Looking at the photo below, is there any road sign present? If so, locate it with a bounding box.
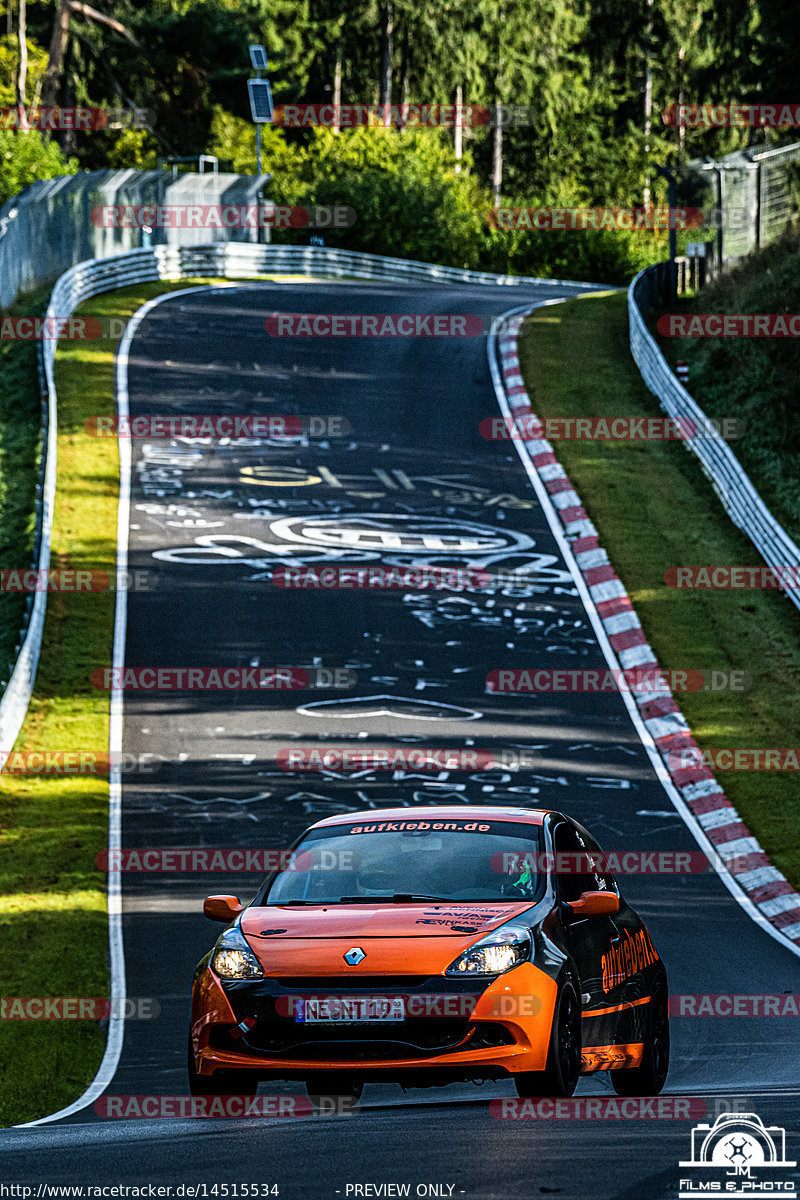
[248,79,274,124]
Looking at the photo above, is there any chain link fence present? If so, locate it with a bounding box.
[682,141,800,269]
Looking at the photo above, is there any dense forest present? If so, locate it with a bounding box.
[0,0,796,279]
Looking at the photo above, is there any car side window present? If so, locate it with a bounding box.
[553,822,598,903]
[577,828,619,896]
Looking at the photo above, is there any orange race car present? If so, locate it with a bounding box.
[188,806,669,1106]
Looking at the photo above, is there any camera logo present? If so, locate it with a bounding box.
[679,1112,796,1197]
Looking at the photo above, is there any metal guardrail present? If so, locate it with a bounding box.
[629,264,800,614]
[0,241,602,761]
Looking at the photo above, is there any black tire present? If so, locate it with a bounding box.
[305,1075,364,1113]
[611,986,670,1096]
[514,981,581,1098]
[187,1036,259,1098]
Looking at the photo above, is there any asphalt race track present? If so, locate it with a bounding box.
[2,279,799,1197]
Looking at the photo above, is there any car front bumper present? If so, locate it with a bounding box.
[190,961,558,1081]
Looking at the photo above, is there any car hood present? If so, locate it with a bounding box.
[241,901,534,941]
[238,901,537,977]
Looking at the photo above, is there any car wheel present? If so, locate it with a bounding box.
[305,1075,364,1113]
[187,1036,258,1097]
[514,981,581,1098]
[611,985,670,1097]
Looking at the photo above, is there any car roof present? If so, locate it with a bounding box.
[309,806,552,829]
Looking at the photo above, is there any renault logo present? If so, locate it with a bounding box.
[343,947,366,966]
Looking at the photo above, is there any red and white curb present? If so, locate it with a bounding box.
[495,309,800,950]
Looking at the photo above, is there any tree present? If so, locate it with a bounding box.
[0,127,77,206]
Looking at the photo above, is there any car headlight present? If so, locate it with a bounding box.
[445,924,532,977]
[211,925,263,980]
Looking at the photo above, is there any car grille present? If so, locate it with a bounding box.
[215,977,515,1061]
[273,977,429,990]
[211,1020,513,1061]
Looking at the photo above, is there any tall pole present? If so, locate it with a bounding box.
[333,46,342,135]
[248,47,273,243]
[654,164,678,302]
[455,84,463,172]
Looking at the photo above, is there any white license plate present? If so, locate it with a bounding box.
[297,996,406,1024]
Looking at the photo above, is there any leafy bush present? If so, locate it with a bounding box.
[208,113,661,280]
[0,130,78,208]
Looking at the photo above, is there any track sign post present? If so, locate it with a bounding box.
[247,45,273,185]
[247,78,274,124]
[249,44,268,71]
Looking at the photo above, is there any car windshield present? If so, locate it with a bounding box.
[262,817,545,905]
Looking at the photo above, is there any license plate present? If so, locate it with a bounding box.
[296,996,406,1024]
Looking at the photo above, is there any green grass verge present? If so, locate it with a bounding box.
[517,290,800,888]
[0,278,228,1128]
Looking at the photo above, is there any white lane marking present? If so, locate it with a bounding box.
[296,695,482,720]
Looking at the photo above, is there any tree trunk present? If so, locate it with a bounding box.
[643,0,653,207]
[379,1,393,115]
[677,45,685,154]
[39,0,71,109]
[36,0,137,109]
[333,43,341,134]
[397,31,409,132]
[492,102,503,207]
[15,0,28,112]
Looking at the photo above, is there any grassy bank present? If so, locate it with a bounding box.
[518,290,800,888]
[653,228,800,541]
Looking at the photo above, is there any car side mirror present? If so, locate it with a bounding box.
[567,890,620,917]
[203,895,245,922]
